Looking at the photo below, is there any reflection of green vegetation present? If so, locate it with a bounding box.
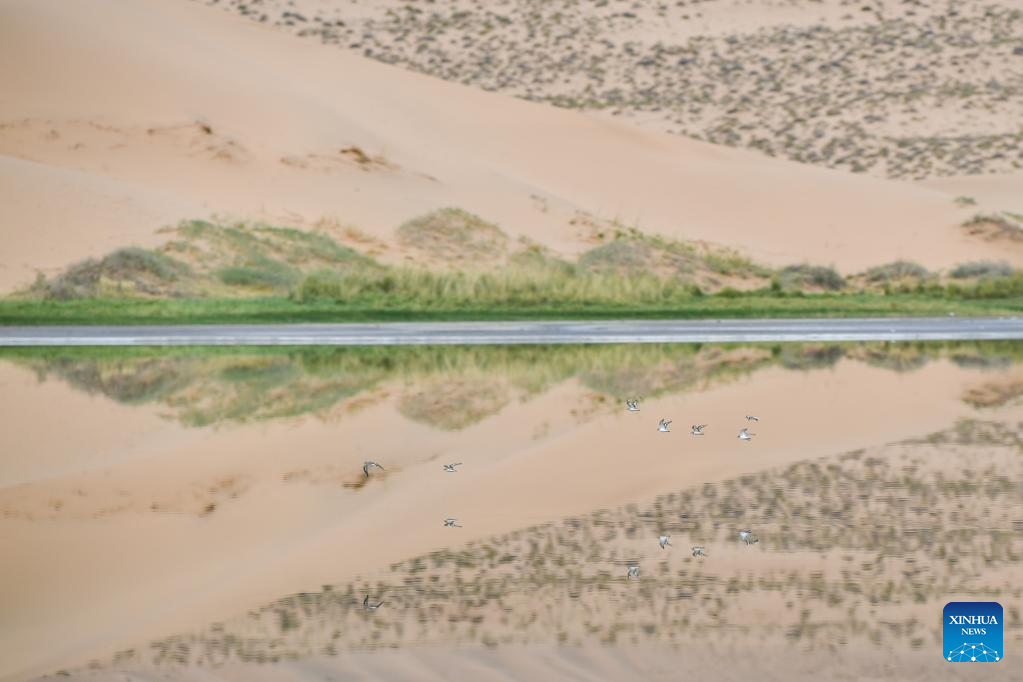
[5,341,1022,428]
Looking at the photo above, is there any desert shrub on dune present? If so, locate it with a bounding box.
[397,208,509,262]
[962,213,1023,242]
[777,264,845,291]
[948,260,1015,279]
[863,260,929,283]
[33,247,194,300]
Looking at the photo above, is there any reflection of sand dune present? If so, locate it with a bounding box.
[3,347,1022,681]
[71,418,1023,678]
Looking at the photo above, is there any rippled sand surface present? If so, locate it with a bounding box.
[2,342,1022,681]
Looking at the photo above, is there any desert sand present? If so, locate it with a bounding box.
[204,0,1023,180]
[2,344,1022,680]
[2,0,1022,294]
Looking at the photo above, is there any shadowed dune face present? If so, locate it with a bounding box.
[2,341,1023,681]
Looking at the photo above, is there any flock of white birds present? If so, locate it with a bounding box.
[360,398,763,608]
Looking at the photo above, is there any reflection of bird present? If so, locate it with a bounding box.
[739,529,759,546]
[626,399,640,412]
[737,428,754,441]
[627,565,640,579]
[746,415,760,422]
[691,546,708,558]
[691,424,706,436]
[658,419,672,432]
[442,463,462,473]
[659,535,672,549]
[443,518,462,528]
[363,595,384,611]
[363,461,385,477]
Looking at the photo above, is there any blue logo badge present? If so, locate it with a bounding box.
[944,602,1002,662]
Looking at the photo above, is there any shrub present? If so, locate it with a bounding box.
[38,248,193,299]
[864,260,929,282]
[397,208,508,260]
[962,213,1023,241]
[949,261,1014,279]
[778,264,845,291]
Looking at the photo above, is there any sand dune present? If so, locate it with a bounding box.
[920,171,1023,216]
[206,0,1023,181]
[1,0,1021,293]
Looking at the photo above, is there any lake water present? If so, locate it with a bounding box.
[2,342,1022,681]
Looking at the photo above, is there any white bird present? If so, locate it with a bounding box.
[442,463,463,473]
[659,535,672,549]
[363,460,385,477]
[627,565,640,579]
[745,415,760,422]
[443,518,462,528]
[691,424,706,436]
[737,427,754,441]
[363,595,384,611]
[626,399,640,412]
[658,419,672,432]
[691,546,708,558]
[739,529,759,546]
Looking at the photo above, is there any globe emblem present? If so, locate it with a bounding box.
[947,643,999,662]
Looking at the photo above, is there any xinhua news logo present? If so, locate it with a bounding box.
[943,602,1002,662]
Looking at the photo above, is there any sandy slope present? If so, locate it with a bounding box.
[204,0,1023,181]
[920,171,1023,215]
[1,0,1021,293]
[0,354,1011,681]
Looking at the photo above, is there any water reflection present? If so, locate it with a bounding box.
[4,341,1023,681]
[4,341,1021,429]
[100,418,1023,671]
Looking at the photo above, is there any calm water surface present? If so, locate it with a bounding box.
[2,342,1022,681]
